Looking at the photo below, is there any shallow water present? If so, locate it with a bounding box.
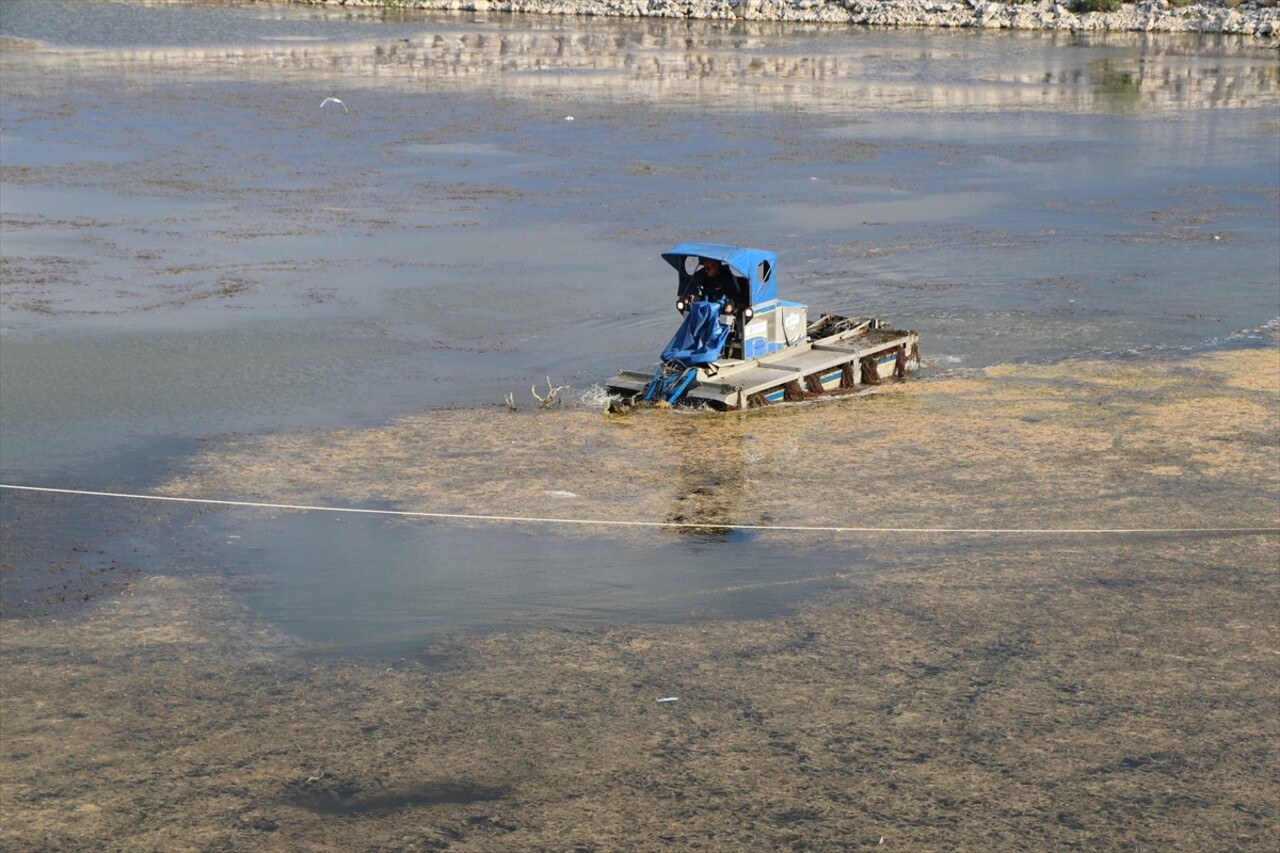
[218,510,873,657]
[1,1,1277,653]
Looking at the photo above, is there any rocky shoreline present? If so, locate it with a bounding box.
[300,0,1279,41]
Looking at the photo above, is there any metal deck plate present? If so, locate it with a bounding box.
[761,347,851,374]
[706,363,800,394]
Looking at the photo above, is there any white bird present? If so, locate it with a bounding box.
[320,97,348,113]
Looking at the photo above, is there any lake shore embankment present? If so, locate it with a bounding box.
[298,0,1279,40]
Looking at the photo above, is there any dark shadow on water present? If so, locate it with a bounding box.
[284,781,509,816]
[0,440,203,618]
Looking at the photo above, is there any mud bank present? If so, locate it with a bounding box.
[3,346,1277,850]
[299,0,1280,40]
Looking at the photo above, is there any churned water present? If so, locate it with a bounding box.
[2,0,1276,652]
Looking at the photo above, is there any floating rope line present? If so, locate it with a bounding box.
[2,484,1277,536]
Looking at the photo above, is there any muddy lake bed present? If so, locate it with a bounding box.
[2,1,1279,849]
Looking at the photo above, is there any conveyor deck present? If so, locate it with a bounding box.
[608,320,918,410]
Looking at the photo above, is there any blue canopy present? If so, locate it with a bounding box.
[662,242,778,308]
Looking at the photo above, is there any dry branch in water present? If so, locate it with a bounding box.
[532,377,565,407]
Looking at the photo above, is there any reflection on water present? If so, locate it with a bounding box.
[666,413,752,535]
[4,10,1277,112]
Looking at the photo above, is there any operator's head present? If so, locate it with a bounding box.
[703,259,721,273]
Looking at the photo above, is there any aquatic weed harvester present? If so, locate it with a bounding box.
[607,243,920,409]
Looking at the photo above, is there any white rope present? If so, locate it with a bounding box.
[3,483,1277,536]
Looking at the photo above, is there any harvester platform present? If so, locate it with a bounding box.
[608,315,919,410]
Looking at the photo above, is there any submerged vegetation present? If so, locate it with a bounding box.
[4,347,1277,850]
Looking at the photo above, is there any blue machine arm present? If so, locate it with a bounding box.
[661,299,731,366]
[643,298,732,405]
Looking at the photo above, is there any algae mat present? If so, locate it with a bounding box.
[161,348,1279,538]
[2,348,1277,851]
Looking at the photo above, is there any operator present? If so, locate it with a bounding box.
[691,258,738,308]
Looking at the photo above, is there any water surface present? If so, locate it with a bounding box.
[2,1,1276,652]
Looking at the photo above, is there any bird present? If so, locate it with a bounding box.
[320,97,348,113]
